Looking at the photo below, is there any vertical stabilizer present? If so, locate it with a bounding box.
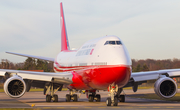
[60,3,70,51]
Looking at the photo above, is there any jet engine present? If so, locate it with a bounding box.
[4,75,26,98]
[154,77,177,98]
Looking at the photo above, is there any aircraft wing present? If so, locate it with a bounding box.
[0,69,73,84]
[131,69,180,82]
[6,51,54,62]
[126,69,180,92]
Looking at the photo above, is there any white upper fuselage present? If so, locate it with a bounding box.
[54,35,131,71]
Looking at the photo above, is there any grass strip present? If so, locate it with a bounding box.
[128,93,180,102]
[124,86,153,90]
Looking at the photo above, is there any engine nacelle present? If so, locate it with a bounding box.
[4,75,26,98]
[154,77,177,98]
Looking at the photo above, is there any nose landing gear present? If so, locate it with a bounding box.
[106,84,125,106]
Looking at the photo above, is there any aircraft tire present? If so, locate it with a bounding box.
[46,95,51,102]
[113,97,118,106]
[66,94,71,102]
[53,94,58,102]
[73,94,78,102]
[95,94,101,102]
[88,95,94,102]
[106,97,111,106]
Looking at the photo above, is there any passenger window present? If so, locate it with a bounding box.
[116,41,122,45]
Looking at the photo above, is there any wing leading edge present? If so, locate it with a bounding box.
[131,69,180,82]
[6,51,54,62]
[0,69,73,84]
[125,69,180,93]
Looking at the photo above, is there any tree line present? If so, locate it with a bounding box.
[132,58,180,72]
[0,58,54,72]
[1,58,180,72]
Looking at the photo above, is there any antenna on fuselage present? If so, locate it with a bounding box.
[60,2,70,51]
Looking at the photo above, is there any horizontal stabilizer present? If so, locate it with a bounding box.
[6,51,54,62]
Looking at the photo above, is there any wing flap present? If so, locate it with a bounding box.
[168,71,180,77]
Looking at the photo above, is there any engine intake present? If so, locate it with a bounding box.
[4,75,26,98]
[154,77,177,98]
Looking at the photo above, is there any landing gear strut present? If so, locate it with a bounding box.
[118,95,125,102]
[44,83,62,102]
[65,89,78,102]
[115,88,125,102]
[88,90,101,102]
[106,84,125,106]
[46,94,58,102]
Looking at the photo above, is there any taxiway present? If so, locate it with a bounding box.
[0,89,180,110]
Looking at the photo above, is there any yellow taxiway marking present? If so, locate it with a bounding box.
[43,107,52,109]
[166,107,174,108]
[84,107,92,108]
[71,107,78,108]
[112,107,120,108]
[57,107,65,109]
[98,107,106,108]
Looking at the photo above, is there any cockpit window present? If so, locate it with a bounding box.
[104,41,122,45]
[116,41,122,45]
[109,41,115,44]
[104,41,109,45]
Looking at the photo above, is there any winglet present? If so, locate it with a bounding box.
[60,2,70,51]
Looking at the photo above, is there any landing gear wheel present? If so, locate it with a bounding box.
[46,95,51,102]
[88,95,94,102]
[119,95,125,102]
[73,94,78,102]
[95,94,101,102]
[113,97,118,106]
[106,97,111,106]
[53,94,58,102]
[66,94,71,102]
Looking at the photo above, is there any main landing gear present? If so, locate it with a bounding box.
[106,84,125,106]
[88,90,101,102]
[44,83,62,102]
[65,89,78,102]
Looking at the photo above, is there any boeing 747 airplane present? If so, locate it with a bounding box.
[1,3,180,106]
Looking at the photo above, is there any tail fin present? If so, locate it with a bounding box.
[60,2,70,51]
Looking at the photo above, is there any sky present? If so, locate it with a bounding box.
[0,0,180,63]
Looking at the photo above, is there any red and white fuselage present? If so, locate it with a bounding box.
[54,35,132,90]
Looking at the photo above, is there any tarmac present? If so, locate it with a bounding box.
[0,89,180,110]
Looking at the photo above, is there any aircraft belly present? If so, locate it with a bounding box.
[70,65,131,90]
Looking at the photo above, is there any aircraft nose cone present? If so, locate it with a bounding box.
[111,46,131,66]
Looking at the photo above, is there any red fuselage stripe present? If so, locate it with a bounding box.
[54,62,131,90]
